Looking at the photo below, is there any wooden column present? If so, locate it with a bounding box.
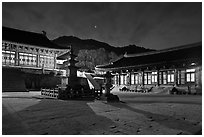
[37,50,40,67]
[117,74,119,85]
[130,72,133,85]
[128,72,130,85]
[142,70,145,86]
[157,69,160,86]
[53,52,56,69]
[118,73,121,85]
[175,69,178,86]
[196,66,202,89]
[15,47,19,66]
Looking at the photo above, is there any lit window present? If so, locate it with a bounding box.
[159,72,162,84]
[19,52,37,66]
[112,75,116,84]
[171,74,174,82]
[152,72,157,83]
[186,69,195,82]
[124,75,127,85]
[144,73,147,84]
[144,72,152,85]
[2,50,15,65]
[120,75,124,85]
[113,75,119,85]
[191,73,195,81]
[39,55,54,68]
[135,73,138,84]
[131,73,135,85]
[148,73,152,84]
[163,72,167,84]
[138,73,142,84]
[116,74,119,85]
[167,70,174,83]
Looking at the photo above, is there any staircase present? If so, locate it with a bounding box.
[84,73,101,90]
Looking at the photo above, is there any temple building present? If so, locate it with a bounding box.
[96,42,202,94]
[2,26,69,92]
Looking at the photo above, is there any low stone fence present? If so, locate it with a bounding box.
[41,87,96,100]
[119,85,153,93]
[41,88,59,98]
[117,85,201,95]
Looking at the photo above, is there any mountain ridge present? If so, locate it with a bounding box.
[52,36,155,55]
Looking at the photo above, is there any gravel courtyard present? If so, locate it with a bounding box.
[2,92,202,135]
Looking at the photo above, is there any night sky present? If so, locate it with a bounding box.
[2,2,202,50]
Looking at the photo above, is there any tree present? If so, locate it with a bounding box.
[108,51,119,63]
[95,48,108,65]
[76,48,119,70]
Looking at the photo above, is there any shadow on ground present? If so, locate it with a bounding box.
[107,101,201,135]
[3,99,115,135]
[115,94,202,105]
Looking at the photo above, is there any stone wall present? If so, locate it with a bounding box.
[2,68,27,92]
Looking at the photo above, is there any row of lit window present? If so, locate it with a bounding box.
[39,55,55,68]
[19,53,37,66]
[159,71,175,85]
[113,69,196,85]
[120,74,127,85]
[2,50,15,65]
[2,50,55,69]
[131,73,142,85]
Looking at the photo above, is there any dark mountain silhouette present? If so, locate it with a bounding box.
[52,36,155,55]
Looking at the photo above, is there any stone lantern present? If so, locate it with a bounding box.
[103,71,120,102]
[104,71,112,96]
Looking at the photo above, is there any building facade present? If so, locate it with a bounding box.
[2,26,69,91]
[96,42,202,94]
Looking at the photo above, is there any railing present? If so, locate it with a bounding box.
[41,87,97,100]
[41,88,59,98]
[119,85,153,93]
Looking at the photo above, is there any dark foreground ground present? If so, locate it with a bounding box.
[2,91,202,135]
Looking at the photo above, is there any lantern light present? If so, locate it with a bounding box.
[191,62,196,66]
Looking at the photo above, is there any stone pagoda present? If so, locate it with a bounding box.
[57,46,79,87]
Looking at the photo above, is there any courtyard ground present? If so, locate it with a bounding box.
[2,91,202,135]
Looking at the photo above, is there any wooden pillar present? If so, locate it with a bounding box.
[142,70,145,86]
[129,72,131,85]
[53,52,56,69]
[127,72,130,85]
[15,47,19,66]
[196,66,202,88]
[118,73,120,85]
[175,69,178,86]
[161,71,163,85]
[130,72,133,85]
[116,74,117,85]
[37,49,40,67]
[118,73,121,85]
[157,69,160,86]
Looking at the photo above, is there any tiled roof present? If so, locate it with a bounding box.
[57,51,78,60]
[2,26,67,49]
[96,42,202,70]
